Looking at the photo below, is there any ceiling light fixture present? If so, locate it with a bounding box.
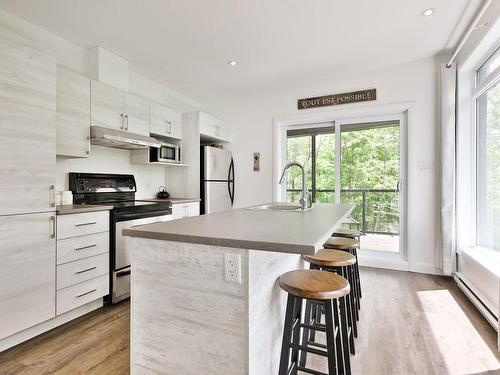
[423,8,435,16]
[228,60,237,66]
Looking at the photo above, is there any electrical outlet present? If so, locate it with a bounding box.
[224,253,241,283]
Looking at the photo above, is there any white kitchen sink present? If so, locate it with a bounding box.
[245,203,312,211]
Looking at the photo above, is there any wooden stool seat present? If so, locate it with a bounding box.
[278,269,350,300]
[303,249,356,267]
[324,236,359,250]
[333,228,362,237]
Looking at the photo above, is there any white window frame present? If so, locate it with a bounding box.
[273,102,410,271]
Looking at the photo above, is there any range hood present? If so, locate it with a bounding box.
[90,126,161,150]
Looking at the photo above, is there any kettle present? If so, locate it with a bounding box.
[157,186,170,199]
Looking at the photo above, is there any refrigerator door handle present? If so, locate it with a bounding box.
[228,158,235,205]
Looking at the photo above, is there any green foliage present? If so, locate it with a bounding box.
[286,125,400,234]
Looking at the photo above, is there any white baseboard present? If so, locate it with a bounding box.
[411,262,444,276]
[358,253,409,271]
[455,272,498,326]
[0,299,103,352]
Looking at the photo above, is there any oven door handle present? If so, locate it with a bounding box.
[115,211,172,221]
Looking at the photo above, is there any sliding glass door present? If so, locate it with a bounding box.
[285,119,404,254]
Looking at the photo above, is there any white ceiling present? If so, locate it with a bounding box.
[0,0,479,102]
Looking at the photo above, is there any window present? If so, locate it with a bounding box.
[477,45,500,85]
[476,46,500,251]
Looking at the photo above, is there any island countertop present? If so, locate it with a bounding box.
[123,203,354,255]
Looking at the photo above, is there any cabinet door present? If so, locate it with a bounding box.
[124,92,149,136]
[0,39,56,215]
[171,204,187,220]
[199,112,217,138]
[187,202,200,217]
[150,102,183,139]
[165,107,183,139]
[90,80,124,131]
[0,212,56,340]
[56,66,91,157]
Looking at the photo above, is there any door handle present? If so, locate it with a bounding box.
[49,216,56,239]
[49,185,55,207]
[75,266,97,275]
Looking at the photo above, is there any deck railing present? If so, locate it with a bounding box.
[287,188,400,236]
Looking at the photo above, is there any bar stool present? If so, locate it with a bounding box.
[332,228,362,241]
[278,269,351,375]
[303,249,358,352]
[324,237,362,304]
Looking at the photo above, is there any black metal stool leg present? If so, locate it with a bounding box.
[299,300,313,367]
[324,300,338,375]
[278,295,295,375]
[339,296,352,375]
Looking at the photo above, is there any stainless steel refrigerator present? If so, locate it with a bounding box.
[201,146,234,214]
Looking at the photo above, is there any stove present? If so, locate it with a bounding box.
[69,173,173,303]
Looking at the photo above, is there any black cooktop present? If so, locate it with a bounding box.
[69,173,171,214]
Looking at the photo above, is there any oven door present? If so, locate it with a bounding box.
[115,213,172,271]
[113,213,172,303]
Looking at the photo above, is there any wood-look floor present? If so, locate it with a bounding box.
[0,268,498,375]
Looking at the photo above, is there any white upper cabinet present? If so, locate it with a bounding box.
[124,92,150,136]
[0,39,56,215]
[91,80,151,137]
[91,80,124,131]
[199,112,231,142]
[150,101,183,140]
[56,66,91,158]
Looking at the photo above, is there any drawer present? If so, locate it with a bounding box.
[57,211,109,239]
[57,232,109,265]
[57,274,109,315]
[57,253,109,290]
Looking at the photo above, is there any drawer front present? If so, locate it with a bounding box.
[57,211,109,239]
[57,232,109,265]
[57,274,109,315]
[187,202,200,217]
[57,253,109,290]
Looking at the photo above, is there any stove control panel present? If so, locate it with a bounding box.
[69,173,136,194]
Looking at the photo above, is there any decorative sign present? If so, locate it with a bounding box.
[298,89,376,110]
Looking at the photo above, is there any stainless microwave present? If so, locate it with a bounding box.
[150,143,181,163]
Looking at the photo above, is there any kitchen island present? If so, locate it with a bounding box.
[124,203,353,375]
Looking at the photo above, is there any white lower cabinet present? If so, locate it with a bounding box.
[57,253,109,290]
[172,202,200,220]
[56,211,110,315]
[0,212,56,340]
[57,275,109,316]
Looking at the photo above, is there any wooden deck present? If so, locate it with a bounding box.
[360,233,399,253]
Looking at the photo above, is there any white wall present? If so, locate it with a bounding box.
[208,57,441,274]
[0,8,199,199]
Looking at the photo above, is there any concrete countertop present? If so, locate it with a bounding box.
[142,198,201,204]
[56,204,114,215]
[123,203,354,255]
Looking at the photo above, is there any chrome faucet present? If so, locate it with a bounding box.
[279,161,312,210]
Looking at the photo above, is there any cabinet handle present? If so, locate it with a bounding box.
[75,289,97,298]
[49,185,55,207]
[125,114,129,131]
[49,216,56,239]
[86,136,90,155]
[120,113,124,130]
[75,266,97,275]
[75,221,97,227]
[75,244,97,251]
[165,120,171,134]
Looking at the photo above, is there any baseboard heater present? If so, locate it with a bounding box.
[454,272,498,332]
